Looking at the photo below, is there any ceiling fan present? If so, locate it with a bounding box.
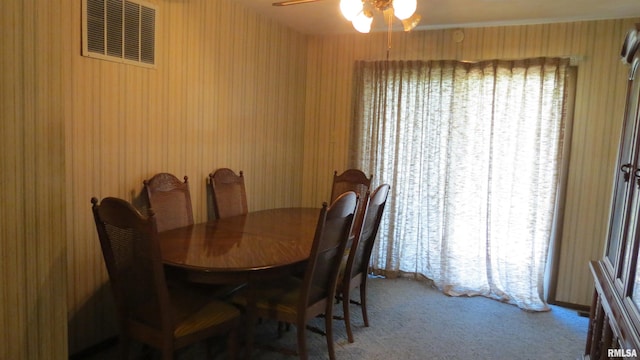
[272,0,323,5]
[272,0,422,34]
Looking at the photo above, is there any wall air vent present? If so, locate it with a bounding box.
[82,0,157,68]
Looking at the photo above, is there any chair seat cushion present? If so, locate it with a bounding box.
[173,298,241,338]
[232,277,304,316]
[168,282,241,338]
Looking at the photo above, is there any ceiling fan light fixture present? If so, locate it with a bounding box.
[393,0,417,20]
[401,12,421,31]
[352,9,374,33]
[340,0,364,21]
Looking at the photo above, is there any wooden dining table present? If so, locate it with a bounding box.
[157,207,321,357]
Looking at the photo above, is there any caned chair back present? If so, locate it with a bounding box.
[209,168,248,219]
[228,191,357,360]
[330,169,372,204]
[303,191,358,308]
[143,173,193,232]
[346,184,390,283]
[91,197,171,334]
[330,169,372,238]
[337,183,390,343]
[92,197,242,358]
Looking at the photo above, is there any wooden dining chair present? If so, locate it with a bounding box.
[330,169,373,240]
[336,183,390,343]
[231,191,358,360]
[143,172,194,232]
[145,172,244,299]
[330,169,372,203]
[209,168,248,219]
[91,196,242,360]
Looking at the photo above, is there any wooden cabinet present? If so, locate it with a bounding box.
[586,24,640,359]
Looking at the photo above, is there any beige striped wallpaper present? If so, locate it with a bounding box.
[65,0,308,354]
[2,0,639,356]
[1,0,71,358]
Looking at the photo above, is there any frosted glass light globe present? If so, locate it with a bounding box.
[393,0,417,20]
[340,0,363,21]
[352,11,373,33]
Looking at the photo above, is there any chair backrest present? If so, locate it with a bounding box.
[302,191,358,307]
[91,197,172,335]
[330,169,372,203]
[209,168,248,219]
[330,169,372,238]
[344,184,390,283]
[143,173,193,232]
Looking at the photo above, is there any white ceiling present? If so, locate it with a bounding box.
[227,0,640,35]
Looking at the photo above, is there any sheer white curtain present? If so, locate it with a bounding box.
[350,58,573,311]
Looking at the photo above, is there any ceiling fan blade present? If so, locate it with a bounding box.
[272,0,323,6]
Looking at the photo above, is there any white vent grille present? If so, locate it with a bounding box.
[82,0,156,67]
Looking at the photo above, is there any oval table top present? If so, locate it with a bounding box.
[158,207,320,282]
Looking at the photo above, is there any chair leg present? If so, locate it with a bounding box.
[161,351,172,360]
[278,321,285,338]
[117,336,130,360]
[325,306,337,360]
[296,322,309,360]
[342,286,354,343]
[204,338,215,360]
[227,325,239,360]
[360,280,369,327]
[161,343,173,360]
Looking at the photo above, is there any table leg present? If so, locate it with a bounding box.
[244,282,257,360]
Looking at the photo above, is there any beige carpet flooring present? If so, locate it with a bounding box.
[77,277,589,360]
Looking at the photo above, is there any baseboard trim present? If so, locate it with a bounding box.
[548,299,590,316]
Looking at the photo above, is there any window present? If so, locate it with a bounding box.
[351,58,576,310]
